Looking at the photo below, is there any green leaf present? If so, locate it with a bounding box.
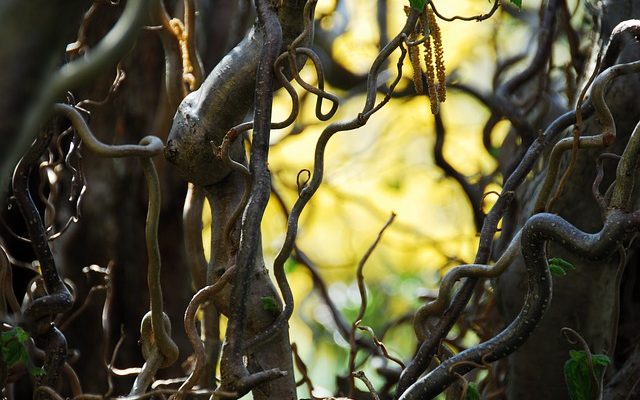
[1,327,29,344]
[284,257,298,273]
[549,258,576,271]
[569,349,586,361]
[1,328,31,366]
[409,0,427,11]
[27,365,45,377]
[549,264,567,276]
[548,257,576,277]
[464,382,481,400]
[260,296,279,313]
[592,354,611,367]
[0,330,15,342]
[509,0,523,8]
[564,350,610,400]
[16,329,28,343]
[565,357,590,400]
[1,327,45,376]
[2,341,24,366]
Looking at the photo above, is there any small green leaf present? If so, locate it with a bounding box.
[509,0,523,8]
[284,257,298,273]
[548,257,576,277]
[592,354,611,367]
[2,342,23,366]
[28,365,45,377]
[549,264,567,276]
[564,350,610,400]
[549,258,576,271]
[1,327,44,376]
[260,296,279,313]
[1,327,28,344]
[565,356,590,400]
[0,330,14,342]
[569,350,586,361]
[464,382,481,400]
[409,0,427,11]
[1,328,31,366]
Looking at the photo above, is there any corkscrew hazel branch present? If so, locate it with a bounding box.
[397,92,592,398]
[12,124,71,395]
[140,157,179,368]
[400,209,640,399]
[149,0,186,107]
[183,184,208,290]
[270,186,381,356]
[535,58,640,212]
[413,229,522,341]
[218,0,289,395]
[12,126,73,335]
[429,0,500,22]
[52,103,177,394]
[402,39,640,388]
[53,104,163,158]
[544,50,602,211]
[592,154,621,213]
[129,157,179,395]
[244,9,419,351]
[173,267,236,400]
[348,213,396,397]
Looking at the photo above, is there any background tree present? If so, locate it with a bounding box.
[1,0,639,399]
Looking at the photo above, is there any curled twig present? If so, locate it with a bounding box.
[429,0,500,22]
[561,327,605,400]
[130,156,179,394]
[413,229,521,341]
[291,342,317,398]
[535,58,640,212]
[348,213,396,396]
[173,267,235,400]
[357,325,405,369]
[399,209,640,399]
[353,370,381,400]
[246,7,419,352]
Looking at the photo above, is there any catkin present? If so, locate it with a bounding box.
[427,8,446,103]
[420,7,446,114]
[409,32,424,94]
[406,4,447,114]
[424,33,439,115]
[405,6,424,95]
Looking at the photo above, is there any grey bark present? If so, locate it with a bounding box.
[165,1,308,398]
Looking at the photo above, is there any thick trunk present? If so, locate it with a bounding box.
[165,1,308,398]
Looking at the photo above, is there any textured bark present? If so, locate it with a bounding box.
[165,1,307,398]
[496,1,640,398]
